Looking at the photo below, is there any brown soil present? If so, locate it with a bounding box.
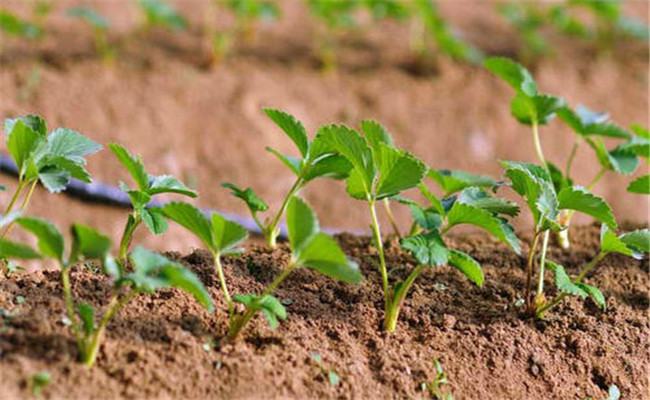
[1,224,648,400]
[1,1,649,254]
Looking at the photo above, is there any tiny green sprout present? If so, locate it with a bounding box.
[108,143,197,261]
[223,108,351,248]
[410,0,483,64]
[137,0,186,32]
[536,225,649,318]
[310,353,340,387]
[67,7,114,63]
[1,217,213,368]
[1,115,102,238]
[485,57,619,315]
[421,359,453,400]
[0,10,41,40]
[29,370,51,397]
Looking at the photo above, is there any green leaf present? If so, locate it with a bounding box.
[47,128,102,163]
[41,156,92,183]
[259,295,287,328]
[266,147,302,176]
[70,224,111,263]
[418,182,445,216]
[456,187,520,217]
[211,213,248,253]
[317,124,374,199]
[15,217,64,263]
[67,7,110,30]
[446,202,521,254]
[631,124,649,139]
[360,120,394,150]
[600,225,635,257]
[126,189,151,209]
[157,261,214,312]
[138,0,186,30]
[0,238,41,259]
[375,144,426,199]
[298,233,362,283]
[221,183,269,213]
[409,204,443,231]
[619,229,650,254]
[557,186,617,230]
[77,303,95,336]
[584,123,632,139]
[575,283,606,310]
[484,57,538,96]
[140,208,169,235]
[510,93,565,125]
[6,119,43,176]
[400,231,449,267]
[37,167,70,193]
[448,249,483,286]
[428,169,496,195]
[264,108,309,158]
[5,115,46,137]
[628,175,649,194]
[148,175,197,197]
[547,261,587,297]
[587,138,638,175]
[303,154,351,182]
[109,143,149,191]
[286,196,319,255]
[232,293,256,306]
[161,202,214,249]
[502,161,558,229]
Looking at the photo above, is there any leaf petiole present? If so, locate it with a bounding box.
[211,250,233,317]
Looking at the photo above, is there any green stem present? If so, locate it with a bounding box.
[369,200,390,309]
[19,179,38,211]
[535,230,550,305]
[383,198,401,238]
[532,121,547,168]
[61,266,82,350]
[3,179,26,215]
[524,231,541,309]
[565,138,580,179]
[563,167,608,230]
[212,250,233,317]
[383,265,425,333]
[536,252,607,318]
[227,261,298,341]
[83,290,137,368]
[118,213,141,261]
[266,177,303,248]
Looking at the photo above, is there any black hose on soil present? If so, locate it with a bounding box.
[0,153,270,237]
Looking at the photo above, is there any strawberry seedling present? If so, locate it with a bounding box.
[485,57,620,316]
[137,0,186,32]
[67,7,115,63]
[0,9,41,41]
[108,143,197,260]
[1,115,101,238]
[223,108,351,248]
[162,197,361,341]
[536,225,649,318]
[0,217,213,368]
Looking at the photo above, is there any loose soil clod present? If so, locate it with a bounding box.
[1,224,647,399]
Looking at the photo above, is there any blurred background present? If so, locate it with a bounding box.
[1,0,648,254]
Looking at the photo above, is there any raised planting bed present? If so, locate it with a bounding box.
[0,224,648,399]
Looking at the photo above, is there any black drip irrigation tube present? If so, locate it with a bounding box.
[0,153,280,238]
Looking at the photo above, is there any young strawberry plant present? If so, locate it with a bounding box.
[1,115,101,239]
[67,7,114,63]
[306,0,360,71]
[555,106,648,247]
[162,197,362,341]
[137,0,186,32]
[315,120,515,332]
[0,9,41,41]
[0,217,213,368]
[223,108,350,248]
[536,225,649,318]
[498,2,550,63]
[108,143,197,260]
[485,57,620,315]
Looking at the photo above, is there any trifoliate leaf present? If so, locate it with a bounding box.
[211,213,248,253]
[510,93,565,125]
[0,238,40,259]
[428,169,496,195]
[400,231,449,267]
[109,143,149,191]
[221,182,269,213]
[557,186,617,230]
[161,202,214,249]
[15,217,64,263]
[448,249,483,286]
[484,57,538,96]
[297,232,362,283]
[627,175,649,194]
[547,260,587,297]
[264,108,309,158]
[375,144,426,199]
